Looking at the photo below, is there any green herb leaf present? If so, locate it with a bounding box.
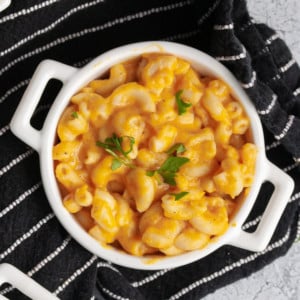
[147,156,190,186]
[159,171,176,186]
[159,156,190,173]
[170,191,189,200]
[71,111,79,119]
[111,158,122,170]
[175,90,192,115]
[166,143,186,155]
[146,170,156,177]
[96,134,136,169]
[122,136,135,157]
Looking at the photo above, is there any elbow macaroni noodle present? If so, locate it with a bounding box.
[53,54,257,256]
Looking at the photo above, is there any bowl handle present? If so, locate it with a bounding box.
[10,60,77,152]
[229,160,294,252]
[0,263,58,299]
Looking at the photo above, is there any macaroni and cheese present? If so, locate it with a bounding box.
[53,54,257,256]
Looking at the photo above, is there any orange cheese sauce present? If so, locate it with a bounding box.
[53,54,257,256]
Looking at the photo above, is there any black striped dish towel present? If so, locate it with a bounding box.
[0,0,299,299]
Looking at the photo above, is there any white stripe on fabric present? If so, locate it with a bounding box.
[0,284,14,295]
[131,269,171,287]
[257,94,277,115]
[266,140,281,151]
[27,236,72,277]
[271,73,281,81]
[99,284,130,300]
[289,192,300,203]
[241,71,256,89]
[0,236,72,296]
[265,33,280,46]
[283,161,299,173]
[293,87,300,97]
[0,149,34,177]
[0,0,60,24]
[90,297,95,300]
[215,47,246,62]
[268,57,296,81]
[0,79,29,104]
[0,213,55,260]
[165,28,201,42]
[213,23,234,30]
[274,115,295,140]
[53,255,97,295]
[0,125,9,137]
[73,57,93,67]
[198,0,220,25]
[242,216,261,231]
[239,18,253,32]
[97,262,121,274]
[279,58,296,73]
[0,182,41,219]
[168,229,291,300]
[0,0,193,78]
[0,0,105,58]
[32,104,51,117]
[296,213,300,240]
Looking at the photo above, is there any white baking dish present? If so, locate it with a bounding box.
[10,41,294,270]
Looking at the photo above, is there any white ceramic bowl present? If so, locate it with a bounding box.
[0,0,11,12]
[10,41,294,270]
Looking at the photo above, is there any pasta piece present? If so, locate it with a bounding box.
[111,108,145,142]
[63,194,82,213]
[55,163,85,191]
[125,168,155,213]
[91,195,118,233]
[57,106,88,141]
[190,197,228,235]
[174,227,210,251]
[89,224,116,244]
[89,64,127,97]
[53,141,81,163]
[149,124,178,153]
[141,55,177,94]
[176,68,204,105]
[91,156,126,189]
[232,117,249,135]
[74,185,93,207]
[117,215,155,256]
[109,82,156,112]
[142,218,185,249]
[202,88,230,123]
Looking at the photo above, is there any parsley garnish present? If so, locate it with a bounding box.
[166,143,186,155]
[96,134,135,170]
[175,90,192,115]
[146,170,156,177]
[71,111,79,118]
[170,191,189,200]
[111,158,122,170]
[146,156,190,186]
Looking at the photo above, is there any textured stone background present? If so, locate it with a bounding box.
[204,0,300,299]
